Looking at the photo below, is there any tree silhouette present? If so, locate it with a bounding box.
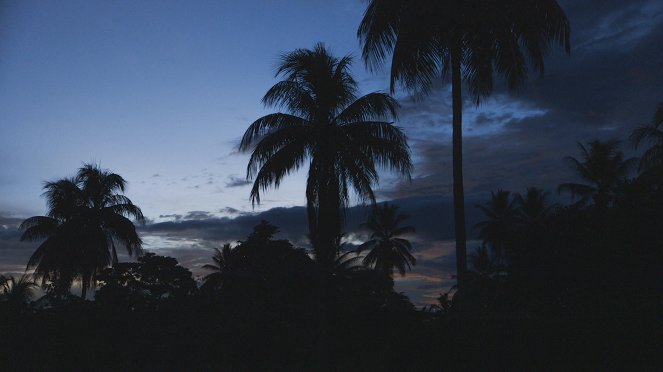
[357,203,416,277]
[469,244,501,279]
[631,102,663,175]
[358,0,570,289]
[201,243,236,292]
[96,253,197,309]
[474,190,519,261]
[0,274,38,310]
[515,187,554,227]
[20,164,144,298]
[558,141,636,209]
[239,43,412,266]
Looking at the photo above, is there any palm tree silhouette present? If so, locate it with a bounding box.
[0,274,38,308]
[358,0,570,289]
[201,243,235,292]
[515,187,554,226]
[469,244,501,279]
[357,203,416,277]
[474,190,519,261]
[20,164,144,298]
[631,102,663,175]
[558,141,636,209]
[239,43,412,265]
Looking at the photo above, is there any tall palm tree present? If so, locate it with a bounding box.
[358,0,570,289]
[20,164,144,299]
[239,43,412,265]
[474,190,519,261]
[558,141,636,209]
[357,203,416,277]
[631,102,663,175]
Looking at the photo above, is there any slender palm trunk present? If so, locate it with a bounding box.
[451,47,467,291]
[80,281,87,299]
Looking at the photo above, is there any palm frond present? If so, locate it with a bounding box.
[20,216,58,241]
[240,113,308,152]
[336,92,398,124]
[261,81,316,119]
[249,138,309,206]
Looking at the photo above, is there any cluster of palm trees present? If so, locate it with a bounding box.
[20,165,144,299]
[16,0,663,314]
[472,103,663,277]
[14,0,575,300]
[241,0,572,290]
[472,187,553,274]
[357,0,571,289]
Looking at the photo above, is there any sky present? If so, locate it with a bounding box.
[1,0,662,305]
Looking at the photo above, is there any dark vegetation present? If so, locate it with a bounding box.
[2,129,662,369]
[2,0,662,368]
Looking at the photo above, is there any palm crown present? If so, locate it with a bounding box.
[631,102,663,174]
[558,141,636,208]
[357,203,416,277]
[474,190,519,260]
[240,43,412,264]
[20,164,144,298]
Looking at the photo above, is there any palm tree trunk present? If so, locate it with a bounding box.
[451,47,467,291]
[316,270,330,370]
[80,280,87,299]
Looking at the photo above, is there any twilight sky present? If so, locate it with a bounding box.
[1,0,662,305]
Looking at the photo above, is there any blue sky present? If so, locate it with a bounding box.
[0,0,384,217]
[1,0,662,305]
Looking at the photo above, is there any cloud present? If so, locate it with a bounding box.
[183,211,214,220]
[381,0,663,206]
[225,174,251,188]
[219,206,240,215]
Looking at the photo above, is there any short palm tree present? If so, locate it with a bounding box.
[357,203,416,277]
[201,243,235,291]
[469,244,501,279]
[558,141,636,209]
[474,190,519,260]
[515,187,554,226]
[20,164,144,299]
[239,43,412,265]
[0,274,38,307]
[631,102,663,175]
[358,0,570,289]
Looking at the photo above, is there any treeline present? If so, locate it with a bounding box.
[446,132,663,369]
[1,221,429,370]
[2,132,662,370]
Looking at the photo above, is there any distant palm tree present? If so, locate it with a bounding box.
[0,274,38,307]
[631,102,663,174]
[515,187,554,226]
[201,243,235,291]
[20,164,144,298]
[357,203,416,277]
[240,43,412,265]
[474,190,519,260]
[358,0,570,289]
[558,141,636,209]
[469,244,501,279]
